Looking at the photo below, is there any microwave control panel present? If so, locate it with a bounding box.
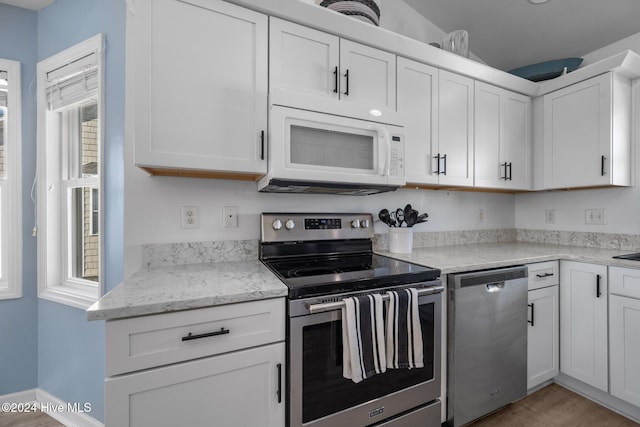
[389,134,405,178]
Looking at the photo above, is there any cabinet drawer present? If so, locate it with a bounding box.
[527,261,559,290]
[610,266,640,299]
[106,298,285,376]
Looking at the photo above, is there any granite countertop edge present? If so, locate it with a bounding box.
[86,260,288,321]
[87,242,638,321]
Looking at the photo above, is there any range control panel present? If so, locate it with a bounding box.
[261,213,374,243]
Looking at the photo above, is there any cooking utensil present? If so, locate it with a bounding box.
[404,204,412,223]
[395,208,405,227]
[379,209,392,227]
[416,213,429,224]
[405,209,418,227]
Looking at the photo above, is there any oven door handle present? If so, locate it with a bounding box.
[306,285,445,315]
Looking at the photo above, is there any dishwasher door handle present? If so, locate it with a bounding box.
[486,282,505,292]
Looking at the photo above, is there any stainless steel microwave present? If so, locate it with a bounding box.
[258,106,405,195]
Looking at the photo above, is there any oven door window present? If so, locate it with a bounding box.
[293,300,437,424]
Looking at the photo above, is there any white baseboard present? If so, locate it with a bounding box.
[0,389,103,427]
[35,389,103,427]
[0,388,36,404]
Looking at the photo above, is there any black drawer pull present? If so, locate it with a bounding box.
[596,274,602,298]
[181,327,230,342]
[536,272,554,278]
[528,303,535,326]
[260,130,265,160]
[333,66,338,93]
[276,363,282,403]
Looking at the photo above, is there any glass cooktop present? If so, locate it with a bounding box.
[263,253,440,299]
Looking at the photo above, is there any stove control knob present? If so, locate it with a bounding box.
[285,219,295,230]
[272,219,283,230]
[361,219,371,228]
[351,220,361,228]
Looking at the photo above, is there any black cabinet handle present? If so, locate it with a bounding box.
[442,154,447,175]
[596,274,602,298]
[276,363,282,403]
[181,327,230,342]
[528,303,535,326]
[260,130,265,160]
[536,272,554,278]
[333,66,338,93]
[433,153,441,175]
[601,155,606,176]
[501,162,508,180]
[508,162,513,181]
[344,69,349,96]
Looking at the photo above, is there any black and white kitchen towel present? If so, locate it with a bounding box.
[342,294,386,383]
[386,288,424,369]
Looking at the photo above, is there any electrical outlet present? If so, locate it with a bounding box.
[223,206,239,228]
[181,206,199,229]
[585,209,607,225]
[477,208,485,223]
[545,209,556,224]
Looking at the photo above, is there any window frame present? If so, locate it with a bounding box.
[37,34,104,308]
[0,58,22,300]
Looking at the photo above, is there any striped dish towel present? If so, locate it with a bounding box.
[342,294,386,383]
[386,288,424,369]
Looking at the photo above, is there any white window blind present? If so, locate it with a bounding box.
[0,70,7,107]
[45,52,99,111]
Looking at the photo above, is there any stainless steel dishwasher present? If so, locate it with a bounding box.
[447,266,528,427]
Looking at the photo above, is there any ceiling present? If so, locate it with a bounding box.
[0,0,53,10]
[405,0,640,71]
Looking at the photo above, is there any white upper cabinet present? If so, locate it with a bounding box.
[559,261,608,392]
[542,72,631,190]
[130,0,268,178]
[398,57,439,185]
[269,18,397,122]
[475,82,531,190]
[437,70,474,187]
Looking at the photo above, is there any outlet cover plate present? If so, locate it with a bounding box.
[181,206,200,229]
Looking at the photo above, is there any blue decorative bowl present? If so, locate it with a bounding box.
[508,58,583,82]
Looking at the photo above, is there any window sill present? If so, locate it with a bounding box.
[0,284,22,300]
[39,284,99,310]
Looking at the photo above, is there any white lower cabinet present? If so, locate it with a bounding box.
[610,267,640,407]
[104,299,286,427]
[527,285,559,389]
[106,343,285,427]
[559,261,608,392]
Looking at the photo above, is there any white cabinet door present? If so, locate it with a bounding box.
[438,70,474,187]
[398,57,438,185]
[269,18,340,107]
[527,286,559,389]
[610,295,640,407]
[106,343,285,427]
[132,0,268,176]
[269,18,397,122]
[475,82,531,190]
[339,39,396,116]
[543,72,631,189]
[559,261,608,391]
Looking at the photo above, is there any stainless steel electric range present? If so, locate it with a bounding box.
[260,213,443,427]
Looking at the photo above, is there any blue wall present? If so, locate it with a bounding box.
[0,4,38,396]
[35,0,125,422]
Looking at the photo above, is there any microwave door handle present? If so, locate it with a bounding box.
[377,128,391,176]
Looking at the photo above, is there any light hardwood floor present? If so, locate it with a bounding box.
[469,383,639,427]
[0,384,638,426]
[0,410,63,427]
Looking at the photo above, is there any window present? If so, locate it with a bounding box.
[0,59,22,300]
[37,35,104,308]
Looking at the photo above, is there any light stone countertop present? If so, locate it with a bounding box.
[86,260,288,321]
[376,242,639,274]
[87,242,640,321]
